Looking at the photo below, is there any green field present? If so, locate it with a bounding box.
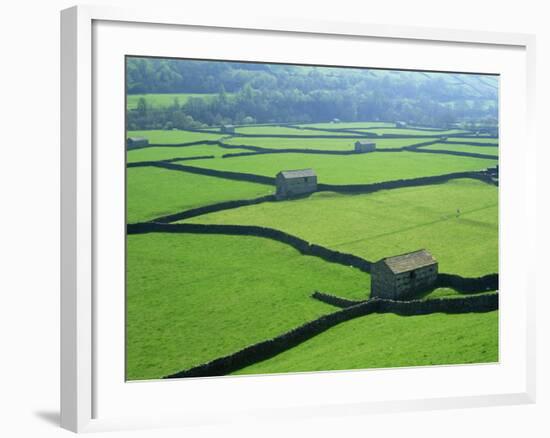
[185,179,498,278]
[422,143,499,156]
[297,121,396,129]
[127,144,253,163]
[127,167,271,222]
[127,129,222,144]
[233,126,361,136]
[126,93,222,110]
[234,310,498,375]
[223,136,427,150]
[126,232,369,380]
[189,151,497,185]
[127,123,499,380]
[447,137,498,144]
[355,128,470,136]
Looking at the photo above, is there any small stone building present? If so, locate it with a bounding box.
[395,121,407,128]
[371,249,438,300]
[220,124,235,134]
[332,118,341,123]
[126,137,149,149]
[275,169,317,200]
[354,141,376,153]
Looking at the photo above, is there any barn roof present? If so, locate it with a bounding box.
[128,136,148,142]
[355,140,376,145]
[277,169,316,179]
[380,249,437,274]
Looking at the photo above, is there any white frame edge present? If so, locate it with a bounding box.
[60,4,537,433]
[61,5,93,433]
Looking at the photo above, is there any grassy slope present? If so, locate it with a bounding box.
[223,137,428,150]
[185,179,498,278]
[423,143,499,156]
[189,151,497,185]
[127,129,222,144]
[234,311,498,375]
[126,233,369,380]
[126,93,222,109]
[127,167,272,222]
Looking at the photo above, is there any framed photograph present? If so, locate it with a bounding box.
[61,5,537,433]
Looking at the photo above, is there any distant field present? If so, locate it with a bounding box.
[447,137,499,144]
[188,151,497,185]
[297,122,396,129]
[234,310,498,375]
[422,142,499,156]
[127,129,222,144]
[126,93,221,110]
[127,144,252,163]
[223,137,428,150]
[126,232,368,380]
[233,126,360,136]
[127,167,271,223]
[355,128,470,136]
[185,179,498,278]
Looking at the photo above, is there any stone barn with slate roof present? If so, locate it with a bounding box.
[221,124,235,134]
[354,141,376,153]
[126,137,149,149]
[395,121,407,128]
[371,249,438,300]
[275,169,317,200]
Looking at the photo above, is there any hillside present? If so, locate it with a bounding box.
[126,57,499,128]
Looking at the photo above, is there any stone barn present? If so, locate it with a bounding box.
[275,169,317,200]
[371,249,438,300]
[354,141,376,153]
[332,118,341,123]
[220,124,235,134]
[395,121,407,128]
[126,137,149,149]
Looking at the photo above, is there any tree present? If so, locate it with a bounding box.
[136,97,147,116]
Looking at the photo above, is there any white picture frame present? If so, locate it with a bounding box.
[60,4,537,433]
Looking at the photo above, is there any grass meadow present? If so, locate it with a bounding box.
[126,121,499,380]
[126,232,368,380]
[127,167,271,222]
[233,126,363,136]
[188,151,497,185]
[222,136,428,150]
[126,144,253,163]
[185,179,498,278]
[446,137,498,144]
[353,128,469,136]
[234,310,498,375]
[422,142,499,156]
[297,121,396,129]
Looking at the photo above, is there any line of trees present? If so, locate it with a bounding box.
[126,58,498,130]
